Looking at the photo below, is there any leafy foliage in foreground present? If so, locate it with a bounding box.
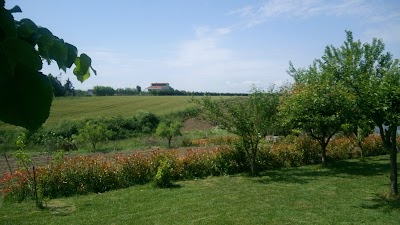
[0,2,95,130]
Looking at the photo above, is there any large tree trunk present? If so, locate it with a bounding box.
[320,142,328,165]
[250,149,258,176]
[389,128,398,195]
[379,124,398,195]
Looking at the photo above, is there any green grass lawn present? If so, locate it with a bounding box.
[1,155,399,225]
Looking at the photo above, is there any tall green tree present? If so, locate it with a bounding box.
[193,87,279,175]
[320,31,400,195]
[279,77,356,164]
[63,78,75,96]
[48,74,66,97]
[136,85,142,94]
[0,1,95,130]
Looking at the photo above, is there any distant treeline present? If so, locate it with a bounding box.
[76,85,248,97]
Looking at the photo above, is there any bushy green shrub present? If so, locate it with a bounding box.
[135,111,160,134]
[0,129,21,152]
[27,113,160,148]
[153,158,175,188]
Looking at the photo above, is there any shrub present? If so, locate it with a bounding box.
[362,134,385,156]
[180,149,217,179]
[153,158,175,188]
[1,170,33,202]
[214,145,245,175]
[293,135,320,164]
[135,111,160,134]
[0,134,393,201]
[327,136,358,160]
[75,121,113,150]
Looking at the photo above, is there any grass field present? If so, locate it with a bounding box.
[1,155,399,225]
[0,96,201,129]
[47,96,196,125]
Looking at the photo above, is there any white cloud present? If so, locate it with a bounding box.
[230,0,399,28]
[164,33,290,93]
[363,23,400,44]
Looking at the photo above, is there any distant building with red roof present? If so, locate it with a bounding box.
[146,83,172,91]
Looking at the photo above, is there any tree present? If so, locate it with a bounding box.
[156,121,183,148]
[63,78,75,96]
[279,79,356,164]
[76,121,112,150]
[193,87,279,175]
[0,2,96,131]
[48,74,65,97]
[320,31,400,195]
[93,86,115,96]
[136,85,142,94]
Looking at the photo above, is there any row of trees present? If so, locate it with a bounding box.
[93,85,142,96]
[48,74,75,96]
[195,31,399,195]
[91,85,248,97]
[149,89,248,96]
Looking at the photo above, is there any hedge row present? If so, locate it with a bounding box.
[0,134,388,202]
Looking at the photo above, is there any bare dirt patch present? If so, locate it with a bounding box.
[181,118,213,132]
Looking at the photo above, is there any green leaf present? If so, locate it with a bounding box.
[65,43,77,68]
[73,53,92,82]
[0,65,53,131]
[17,18,38,38]
[0,48,13,79]
[4,38,42,71]
[0,7,17,41]
[37,27,54,62]
[48,38,68,71]
[8,5,22,13]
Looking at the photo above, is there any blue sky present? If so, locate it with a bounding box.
[7,0,400,93]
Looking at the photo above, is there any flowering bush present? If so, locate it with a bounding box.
[362,134,385,156]
[0,134,391,201]
[1,170,33,202]
[327,136,358,160]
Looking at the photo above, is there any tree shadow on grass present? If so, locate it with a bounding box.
[255,167,333,184]
[328,157,390,176]
[360,194,400,213]
[254,156,392,185]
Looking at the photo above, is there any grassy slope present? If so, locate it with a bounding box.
[0,96,197,129]
[1,155,399,225]
[47,96,195,125]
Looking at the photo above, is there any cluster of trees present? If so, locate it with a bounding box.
[195,31,400,195]
[149,89,248,96]
[93,85,142,96]
[91,85,247,97]
[48,74,75,96]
